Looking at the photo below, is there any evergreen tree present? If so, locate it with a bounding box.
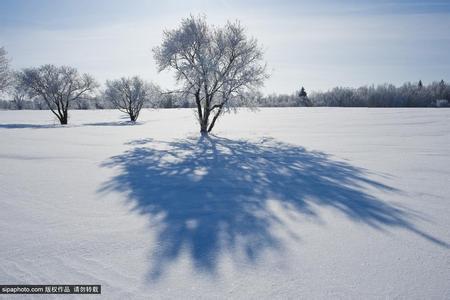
[298,86,312,106]
[299,86,307,97]
[439,80,446,98]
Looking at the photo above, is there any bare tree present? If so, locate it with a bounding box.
[153,16,268,134]
[0,47,11,94]
[12,93,26,110]
[104,76,158,122]
[18,64,97,124]
[10,73,28,110]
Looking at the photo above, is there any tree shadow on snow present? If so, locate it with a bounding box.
[0,121,142,129]
[83,121,142,127]
[0,123,62,129]
[99,135,449,280]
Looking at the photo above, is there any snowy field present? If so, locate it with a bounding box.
[0,108,449,299]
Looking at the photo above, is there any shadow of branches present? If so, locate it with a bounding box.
[99,135,448,279]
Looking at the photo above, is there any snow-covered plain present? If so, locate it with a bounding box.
[0,108,449,299]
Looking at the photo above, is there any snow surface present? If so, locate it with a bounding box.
[0,108,449,299]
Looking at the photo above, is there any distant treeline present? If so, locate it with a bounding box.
[309,80,449,107]
[258,80,449,108]
[1,80,449,110]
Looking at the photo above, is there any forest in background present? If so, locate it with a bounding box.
[1,79,449,110]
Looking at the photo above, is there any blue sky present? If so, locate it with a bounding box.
[1,0,450,93]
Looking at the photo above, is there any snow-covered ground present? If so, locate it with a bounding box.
[0,108,449,299]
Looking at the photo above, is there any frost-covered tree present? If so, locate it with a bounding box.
[105,76,158,122]
[0,47,11,94]
[9,73,28,110]
[33,98,46,110]
[153,15,268,134]
[18,64,97,124]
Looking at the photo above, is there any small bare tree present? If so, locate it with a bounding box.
[0,47,11,94]
[11,87,27,110]
[153,16,268,134]
[105,76,158,122]
[19,64,97,124]
[8,72,28,110]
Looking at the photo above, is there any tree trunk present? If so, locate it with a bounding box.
[199,111,209,134]
[59,115,68,125]
[200,119,208,134]
[207,105,223,133]
[59,110,68,125]
[130,114,136,122]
